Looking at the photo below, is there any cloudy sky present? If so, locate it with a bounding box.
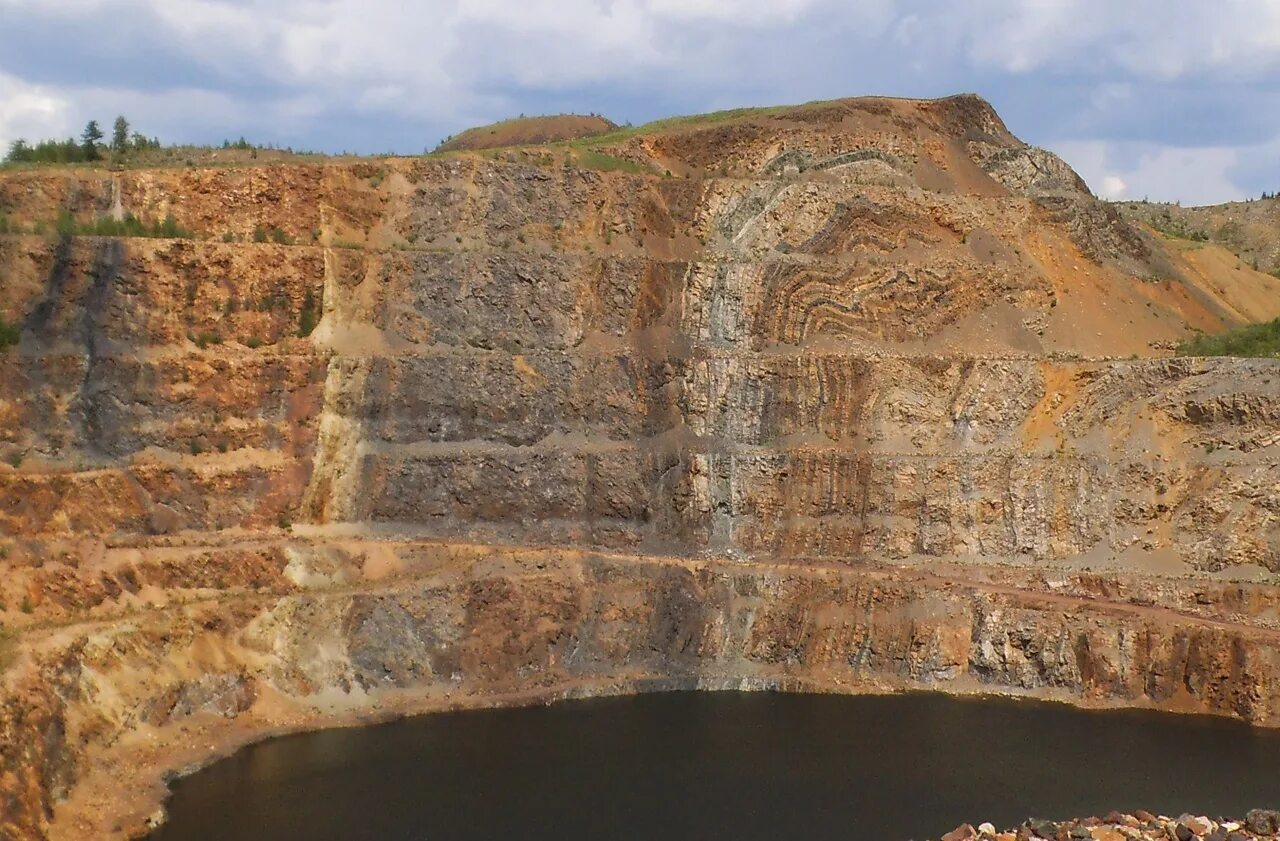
[1,0,1278,205]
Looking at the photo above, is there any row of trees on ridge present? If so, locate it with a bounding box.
[5,117,160,164]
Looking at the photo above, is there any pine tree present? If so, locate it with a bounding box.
[5,139,31,163]
[111,116,130,153]
[81,120,104,160]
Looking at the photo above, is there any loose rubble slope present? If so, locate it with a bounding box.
[937,809,1280,841]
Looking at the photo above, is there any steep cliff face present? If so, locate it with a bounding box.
[1,94,1278,840]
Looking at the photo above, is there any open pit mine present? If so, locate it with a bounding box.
[1,94,1279,840]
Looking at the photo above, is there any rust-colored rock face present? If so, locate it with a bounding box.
[1,94,1278,840]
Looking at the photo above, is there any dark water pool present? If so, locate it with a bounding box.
[148,691,1280,841]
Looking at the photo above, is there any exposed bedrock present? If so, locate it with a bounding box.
[1,94,1279,839]
[6,545,1280,839]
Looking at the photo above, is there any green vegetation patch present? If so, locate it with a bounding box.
[0,316,19,350]
[253,224,294,245]
[1148,210,1209,242]
[55,210,193,239]
[0,626,15,672]
[1177,318,1280,358]
[573,149,655,175]
[297,287,321,338]
[569,104,791,148]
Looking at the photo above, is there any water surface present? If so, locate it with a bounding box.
[149,691,1280,841]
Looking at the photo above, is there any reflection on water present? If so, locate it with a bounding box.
[149,691,1280,841]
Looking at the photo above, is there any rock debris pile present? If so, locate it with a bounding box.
[939,810,1280,841]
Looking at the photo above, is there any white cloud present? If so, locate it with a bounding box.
[946,0,1280,79]
[1050,138,1259,205]
[644,0,823,24]
[0,72,71,152]
[1099,175,1127,199]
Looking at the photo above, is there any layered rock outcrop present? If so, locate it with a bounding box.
[1,94,1278,840]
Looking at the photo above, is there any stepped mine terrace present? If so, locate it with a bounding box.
[0,94,1278,840]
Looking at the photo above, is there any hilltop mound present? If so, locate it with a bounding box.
[436,113,616,152]
[1115,198,1280,329]
[1,93,1280,841]
[1120,196,1280,275]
